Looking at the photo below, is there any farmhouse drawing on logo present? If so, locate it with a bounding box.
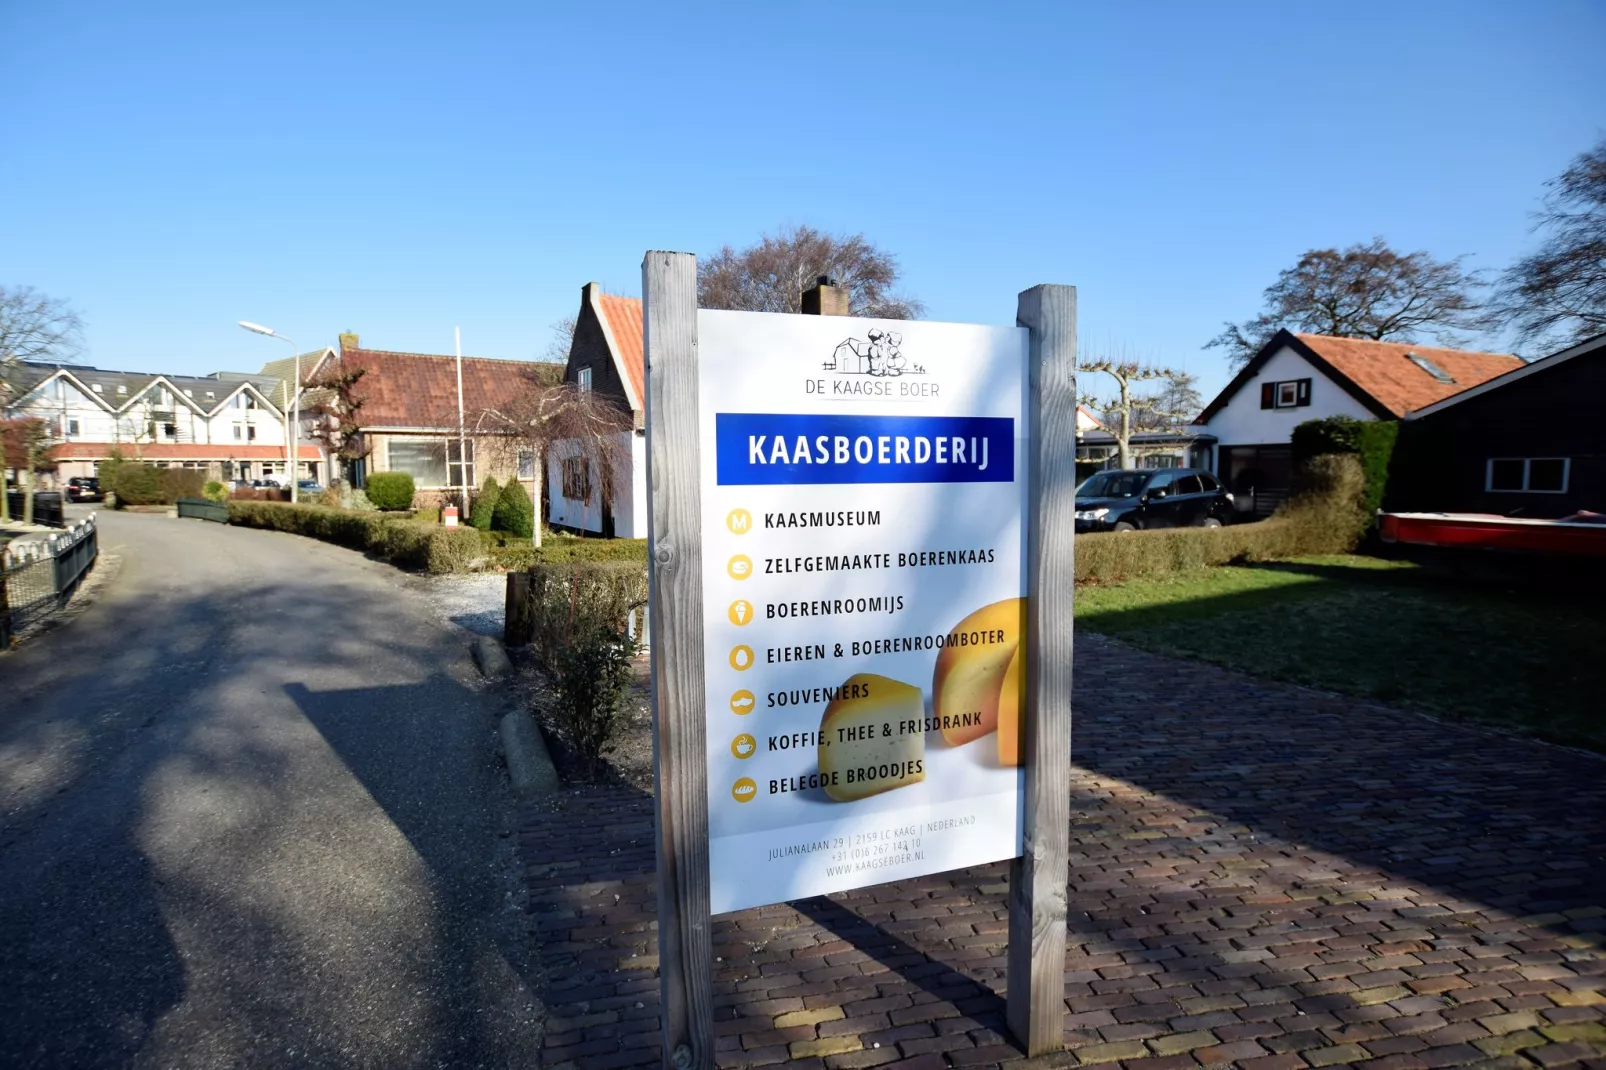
[824,329,925,377]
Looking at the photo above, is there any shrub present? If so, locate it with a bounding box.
[365,471,415,511]
[225,500,486,574]
[523,560,649,664]
[489,536,649,572]
[1292,416,1397,525]
[492,479,535,538]
[111,464,164,506]
[202,480,228,502]
[426,526,485,574]
[470,477,500,531]
[534,563,643,779]
[97,448,129,489]
[1282,453,1368,553]
[1074,454,1369,586]
[159,468,205,503]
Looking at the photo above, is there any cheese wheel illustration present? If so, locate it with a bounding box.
[817,673,925,801]
[931,597,1024,746]
[996,644,1024,767]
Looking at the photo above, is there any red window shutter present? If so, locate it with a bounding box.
[1296,378,1312,406]
[1260,383,1275,409]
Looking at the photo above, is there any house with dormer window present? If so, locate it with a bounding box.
[3,359,324,484]
[1195,331,1524,517]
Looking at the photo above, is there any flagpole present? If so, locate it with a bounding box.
[455,326,467,511]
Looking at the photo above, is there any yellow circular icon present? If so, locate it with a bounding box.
[729,690,755,715]
[732,777,757,803]
[727,554,753,580]
[726,508,752,535]
[728,645,754,671]
[727,599,754,626]
[731,734,757,759]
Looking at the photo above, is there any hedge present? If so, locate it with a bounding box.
[226,501,485,574]
[109,464,205,507]
[1292,415,1397,524]
[522,560,648,668]
[489,537,648,571]
[1076,454,1367,585]
[365,471,416,511]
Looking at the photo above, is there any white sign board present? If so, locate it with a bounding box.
[697,310,1030,914]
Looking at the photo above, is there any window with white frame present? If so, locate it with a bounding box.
[516,447,535,480]
[577,366,593,393]
[387,440,449,487]
[1259,378,1311,409]
[67,418,80,436]
[233,424,243,441]
[447,440,474,488]
[1487,457,1569,494]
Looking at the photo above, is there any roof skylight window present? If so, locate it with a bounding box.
[1407,352,1454,383]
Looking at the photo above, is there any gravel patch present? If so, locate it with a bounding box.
[423,572,507,638]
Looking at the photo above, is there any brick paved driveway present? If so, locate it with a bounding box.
[519,635,1605,1069]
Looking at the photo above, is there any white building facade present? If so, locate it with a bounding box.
[6,361,323,483]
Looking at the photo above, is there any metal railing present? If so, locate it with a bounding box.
[176,497,229,523]
[3,490,64,527]
[2,513,98,642]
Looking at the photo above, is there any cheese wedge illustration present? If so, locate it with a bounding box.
[817,673,925,801]
[996,644,1024,766]
[931,597,1025,757]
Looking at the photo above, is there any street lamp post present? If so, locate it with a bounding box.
[238,321,300,504]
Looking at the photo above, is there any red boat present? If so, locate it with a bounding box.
[1379,511,1606,557]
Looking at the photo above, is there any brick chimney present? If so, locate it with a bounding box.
[338,331,359,352]
[801,275,851,316]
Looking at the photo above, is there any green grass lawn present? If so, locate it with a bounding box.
[1076,555,1605,752]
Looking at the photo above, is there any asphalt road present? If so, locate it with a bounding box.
[0,511,542,1068]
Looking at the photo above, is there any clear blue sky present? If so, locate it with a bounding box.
[2,1,1601,400]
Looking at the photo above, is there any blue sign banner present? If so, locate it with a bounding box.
[715,412,1015,486]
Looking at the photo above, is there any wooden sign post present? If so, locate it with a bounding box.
[645,249,1075,1068]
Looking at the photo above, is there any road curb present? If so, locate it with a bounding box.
[500,708,562,798]
[471,636,513,678]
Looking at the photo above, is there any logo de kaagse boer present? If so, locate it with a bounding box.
[733,598,1025,805]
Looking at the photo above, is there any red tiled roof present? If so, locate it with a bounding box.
[50,443,321,460]
[1294,334,1523,417]
[594,293,645,410]
[338,347,555,429]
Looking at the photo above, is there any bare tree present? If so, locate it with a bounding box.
[540,315,577,364]
[472,374,632,547]
[303,361,372,482]
[1492,138,1606,350]
[698,225,924,318]
[1,286,84,405]
[1079,345,1195,469]
[1207,238,1486,367]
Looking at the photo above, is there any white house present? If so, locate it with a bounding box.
[5,359,326,484]
[546,283,648,538]
[1195,330,1524,517]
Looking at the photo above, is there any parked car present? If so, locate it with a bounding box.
[66,477,103,502]
[296,480,324,495]
[1074,467,1235,532]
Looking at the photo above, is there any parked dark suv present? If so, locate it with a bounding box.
[1075,467,1235,532]
[66,477,103,502]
